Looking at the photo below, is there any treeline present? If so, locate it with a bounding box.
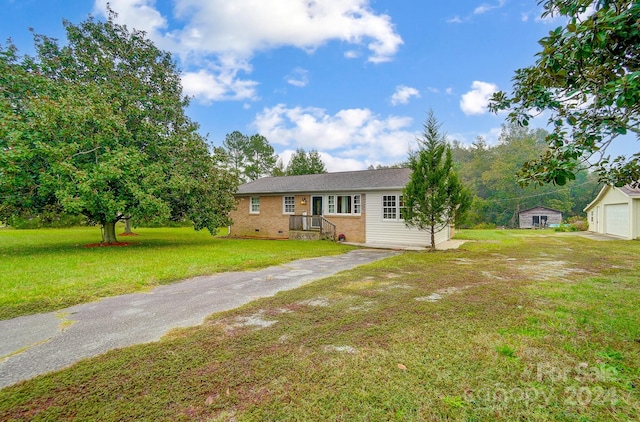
[219,131,326,183]
[449,123,602,228]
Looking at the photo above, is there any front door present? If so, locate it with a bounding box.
[311,196,323,228]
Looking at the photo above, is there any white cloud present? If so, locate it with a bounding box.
[94,0,402,102]
[460,81,499,115]
[98,0,402,62]
[180,56,259,102]
[286,68,309,88]
[93,0,174,49]
[447,126,502,148]
[182,69,259,103]
[344,50,361,59]
[474,0,507,15]
[170,0,403,62]
[448,0,506,23]
[253,104,416,167]
[481,127,503,145]
[321,153,369,172]
[390,85,421,106]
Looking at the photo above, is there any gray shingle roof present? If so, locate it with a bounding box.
[236,168,412,195]
[620,185,640,197]
[518,206,563,214]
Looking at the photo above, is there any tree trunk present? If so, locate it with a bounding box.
[430,225,436,251]
[123,217,133,234]
[102,221,118,244]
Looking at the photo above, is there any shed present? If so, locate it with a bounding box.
[518,206,563,229]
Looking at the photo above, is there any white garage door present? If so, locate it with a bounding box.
[605,204,628,238]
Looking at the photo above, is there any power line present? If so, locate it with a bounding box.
[476,180,598,203]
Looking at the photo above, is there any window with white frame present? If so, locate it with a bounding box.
[326,194,361,215]
[250,197,260,214]
[283,196,295,214]
[383,194,405,221]
[399,195,407,220]
[382,195,397,219]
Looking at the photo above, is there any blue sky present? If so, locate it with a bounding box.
[1,0,634,171]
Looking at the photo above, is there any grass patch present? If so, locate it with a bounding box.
[0,226,354,319]
[496,344,517,358]
[1,230,639,420]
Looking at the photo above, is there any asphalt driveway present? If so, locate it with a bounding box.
[0,249,397,389]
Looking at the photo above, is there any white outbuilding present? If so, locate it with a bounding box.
[583,185,640,239]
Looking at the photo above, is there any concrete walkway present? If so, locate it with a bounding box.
[344,238,468,251]
[0,249,397,389]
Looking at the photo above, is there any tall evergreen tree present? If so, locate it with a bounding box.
[403,111,472,249]
[245,134,278,181]
[222,131,251,180]
[285,148,327,175]
[221,131,278,182]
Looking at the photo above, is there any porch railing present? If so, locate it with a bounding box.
[289,215,336,241]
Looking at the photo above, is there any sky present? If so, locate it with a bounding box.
[1,0,635,172]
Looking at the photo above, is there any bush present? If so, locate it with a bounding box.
[136,219,194,228]
[553,216,588,232]
[568,216,589,231]
[473,222,497,229]
[8,214,89,229]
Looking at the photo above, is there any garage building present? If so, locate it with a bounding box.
[583,185,640,239]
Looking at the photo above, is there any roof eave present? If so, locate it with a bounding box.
[236,186,407,196]
[583,185,611,212]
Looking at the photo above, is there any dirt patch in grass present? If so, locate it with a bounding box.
[82,242,132,248]
[517,259,591,281]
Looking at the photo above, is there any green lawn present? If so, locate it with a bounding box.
[0,226,354,320]
[1,230,639,420]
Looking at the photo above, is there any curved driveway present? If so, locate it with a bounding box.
[0,249,396,389]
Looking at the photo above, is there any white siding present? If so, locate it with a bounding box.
[586,186,635,238]
[634,199,640,239]
[365,191,450,247]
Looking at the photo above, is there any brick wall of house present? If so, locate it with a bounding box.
[230,193,367,242]
[328,215,366,243]
[230,195,291,238]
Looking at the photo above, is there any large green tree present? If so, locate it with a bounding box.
[489,0,640,187]
[285,148,327,175]
[403,111,472,250]
[222,131,278,182]
[0,12,237,243]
